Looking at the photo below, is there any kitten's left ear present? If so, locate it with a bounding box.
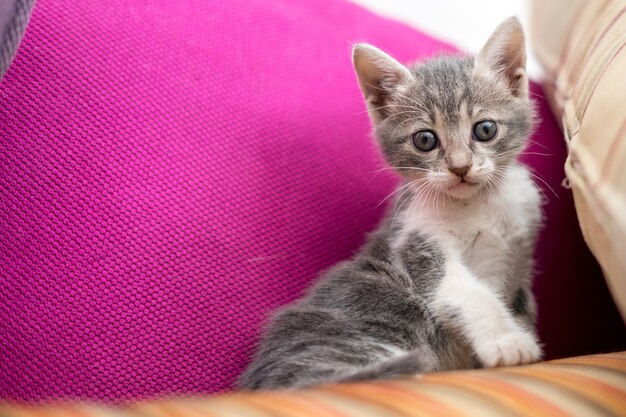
[475,17,528,98]
[352,44,412,122]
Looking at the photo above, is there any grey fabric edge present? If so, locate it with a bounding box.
[0,0,36,81]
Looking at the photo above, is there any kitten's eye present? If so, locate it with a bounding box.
[473,120,497,141]
[412,130,438,152]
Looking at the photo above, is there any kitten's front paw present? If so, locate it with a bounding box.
[475,331,542,368]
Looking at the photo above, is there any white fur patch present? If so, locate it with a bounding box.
[394,162,542,367]
[396,163,540,291]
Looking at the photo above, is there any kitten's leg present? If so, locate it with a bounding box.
[432,258,542,368]
[510,285,538,330]
[508,238,540,336]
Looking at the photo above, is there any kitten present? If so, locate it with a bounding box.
[239,17,543,391]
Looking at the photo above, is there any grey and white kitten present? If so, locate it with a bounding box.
[239,17,542,391]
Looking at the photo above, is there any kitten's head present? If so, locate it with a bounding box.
[353,17,534,200]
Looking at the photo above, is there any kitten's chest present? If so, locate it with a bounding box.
[398,165,540,287]
[453,216,514,281]
[445,178,539,284]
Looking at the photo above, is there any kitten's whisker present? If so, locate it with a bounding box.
[370,165,429,183]
[390,178,429,230]
[493,168,548,218]
[526,139,551,151]
[400,180,424,198]
[497,149,553,158]
[386,91,432,113]
[361,83,440,126]
[394,180,425,230]
[475,83,547,103]
[361,83,431,113]
[376,177,428,208]
[390,196,410,232]
[490,165,542,202]
[490,170,508,199]
[410,185,428,218]
[429,183,443,223]
[370,162,393,182]
[509,88,547,100]
[419,181,437,218]
[388,117,420,140]
[497,48,526,82]
[474,88,512,104]
[391,95,432,115]
[474,96,508,105]
[432,184,443,223]
[385,110,421,119]
[522,152,553,157]
[354,103,420,115]
[373,166,430,173]
[403,180,431,225]
[505,150,554,158]
[525,170,560,199]
[376,184,411,209]
[484,175,497,202]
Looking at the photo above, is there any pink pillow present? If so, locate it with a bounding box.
[0,0,624,403]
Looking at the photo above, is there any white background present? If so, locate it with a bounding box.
[348,0,541,79]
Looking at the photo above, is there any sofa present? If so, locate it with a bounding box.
[1,0,624,415]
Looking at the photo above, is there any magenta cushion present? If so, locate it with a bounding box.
[0,0,624,403]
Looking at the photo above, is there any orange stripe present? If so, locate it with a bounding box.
[424,373,570,417]
[604,353,626,361]
[191,397,276,417]
[183,394,271,417]
[0,406,38,417]
[63,405,105,417]
[553,354,626,372]
[0,405,88,417]
[237,392,351,417]
[492,368,618,417]
[321,381,462,417]
[563,361,626,375]
[164,402,222,417]
[134,402,187,417]
[368,374,520,416]
[357,380,468,417]
[503,366,626,415]
[269,393,351,417]
[552,353,626,363]
[298,389,394,417]
[236,395,312,417]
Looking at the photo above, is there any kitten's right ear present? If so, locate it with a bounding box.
[352,44,412,121]
[475,17,528,98]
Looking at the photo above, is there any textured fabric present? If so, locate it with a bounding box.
[530,0,626,320]
[0,0,34,80]
[3,352,626,417]
[1,0,625,404]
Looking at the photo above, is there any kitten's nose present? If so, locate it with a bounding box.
[449,165,471,178]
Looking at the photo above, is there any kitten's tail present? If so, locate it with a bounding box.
[338,348,433,383]
[240,348,433,391]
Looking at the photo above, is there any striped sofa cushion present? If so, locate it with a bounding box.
[530,0,626,320]
[2,352,626,417]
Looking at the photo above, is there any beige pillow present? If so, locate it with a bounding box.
[530,0,626,320]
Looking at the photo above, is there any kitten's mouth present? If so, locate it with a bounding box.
[446,178,480,196]
[449,178,478,189]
